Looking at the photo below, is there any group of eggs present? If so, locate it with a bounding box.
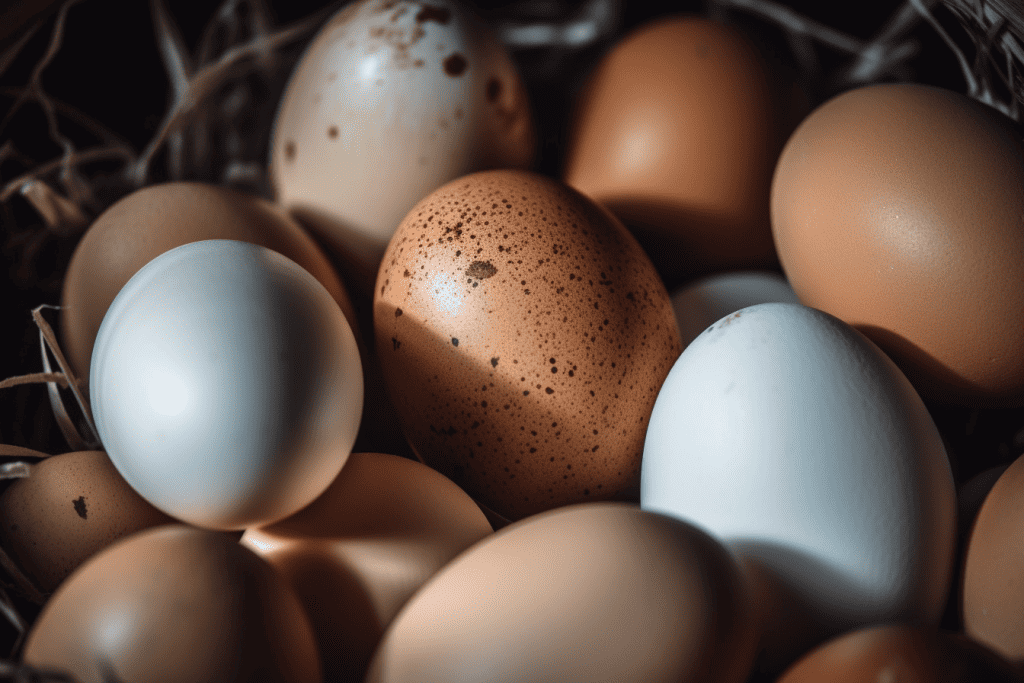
[3,0,1024,681]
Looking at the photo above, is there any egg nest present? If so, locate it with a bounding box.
[1,0,1024,680]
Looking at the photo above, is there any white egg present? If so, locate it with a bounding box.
[670,270,799,350]
[90,240,363,531]
[640,302,955,670]
[270,0,535,285]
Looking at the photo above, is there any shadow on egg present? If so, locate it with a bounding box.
[267,549,384,683]
[854,324,1019,408]
[289,204,390,298]
[373,303,644,522]
[600,196,781,292]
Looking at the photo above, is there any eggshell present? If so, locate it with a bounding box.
[771,83,1024,406]
[365,502,758,683]
[670,270,798,350]
[374,169,681,521]
[90,240,363,530]
[641,302,956,671]
[60,181,356,382]
[777,624,1021,683]
[563,16,806,284]
[0,450,175,593]
[271,0,535,291]
[962,453,1024,663]
[22,525,321,683]
[241,451,493,683]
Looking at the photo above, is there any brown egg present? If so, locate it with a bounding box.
[241,451,493,683]
[60,181,357,381]
[777,624,1020,682]
[962,453,1024,662]
[771,83,1024,406]
[563,15,807,286]
[0,450,176,593]
[374,169,682,521]
[366,502,758,683]
[22,525,321,683]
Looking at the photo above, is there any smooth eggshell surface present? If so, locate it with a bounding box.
[60,181,356,382]
[374,169,681,521]
[22,525,321,683]
[271,0,534,290]
[241,451,493,683]
[962,453,1024,663]
[563,15,805,283]
[777,624,1021,683]
[0,450,175,593]
[90,241,363,530]
[365,502,758,683]
[771,83,1024,406]
[670,270,798,350]
[641,302,955,670]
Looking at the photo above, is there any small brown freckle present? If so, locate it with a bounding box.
[523,390,529,396]
[443,53,467,76]
[327,126,339,139]
[452,337,459,346]
[546,387,554,394]
[491,357,499,367]
[284,140,296,161]
[395,308,403,317]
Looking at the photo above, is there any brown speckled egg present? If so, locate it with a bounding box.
[374,169,681,521]
[777,624,1021,683]
[0,451,176,593]
[61,181,357,382]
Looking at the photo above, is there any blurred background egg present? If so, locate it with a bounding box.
[670,270,798,349]
[90,240,363,530]
[0,450,175,594]
[771,83,1024,407]
[641,303,956,674]
[776,624,1021,683]
[374,169,681,522]
[60,181,356,384]
[365,502,758,683]
[22,525,321,683]
[270,0,536,293]
[241,451,493,683]
[563,15,808,289]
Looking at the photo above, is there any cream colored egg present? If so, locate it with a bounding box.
[270,0,535,290]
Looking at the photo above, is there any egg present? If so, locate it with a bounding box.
[641,303,956,671]
[22,525,321,683]
[563,15,807,286]
[241,451,493,683]
[670,270,798,349]
[60,181,356,382]
[777,624,1021,683]
[374,169,681,521]
[962,453,1024,663]
[90,240,363,530]
[270,0,535,291]
[365,502,758,683]
[771,83,1024,407]
[0,450,175,593]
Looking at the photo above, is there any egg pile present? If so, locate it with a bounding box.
[3,1,1024,682]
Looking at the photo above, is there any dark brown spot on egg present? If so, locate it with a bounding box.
[452,337,459,346]
[73,496,87,519]
[395,308,403,317]
[486,78,502,102]
[327,126,339,139]
[443,53,467,77]
[284,140,296,162]
[491,357,499,367]
[466,260,497,279]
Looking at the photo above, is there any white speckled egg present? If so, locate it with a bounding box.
[271,0,535,288]
[641,302,956,671]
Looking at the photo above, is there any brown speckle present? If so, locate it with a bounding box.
[327,126,339,139]
[452,337,460,346]
[392,337,401,350]
[395,308,403,317]
[466,260,498,279]
[443,53,467,77]
[491,357,499,367]
[284,140,296,162]
[73,496,87,519]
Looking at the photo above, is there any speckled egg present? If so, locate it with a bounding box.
[374,169,682,521]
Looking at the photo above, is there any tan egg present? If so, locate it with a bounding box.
[60,181,357,381]
[240,451,493,683]
[771,83,1024,406]
[374,169,682,521]
[22,525,321,683]
[563,15,807,285]
[777,624,1021,683]
[365,502,758,683]
[962,453,1024,662]
[0,450,175,593]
